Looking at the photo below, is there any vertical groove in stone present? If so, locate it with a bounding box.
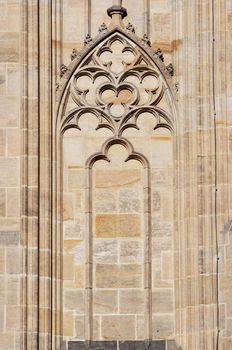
[143,165,152,344]
[85,166,93,342]
[88,0,92,36]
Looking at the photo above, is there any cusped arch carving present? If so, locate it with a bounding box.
[55,4,179,346]
[56,6,177,138]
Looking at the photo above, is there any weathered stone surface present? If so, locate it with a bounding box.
[93,239,117,263]
[94,189,117,212]
[68,341,117,350]
[93,290,118,314]
[95,214,141,238]
[95,170,141,188]
[119,290,144,313]
[0,231,19,246]
[119,189,140,212]
[101,315,135,339]
[95,264,142,288]
[152,314,174,338]
[0,33,19,62]
[152,289,174,313]
[119,341,166,350]
[0,159,19,186]
[64,290,84,312]
[120,240,142,263]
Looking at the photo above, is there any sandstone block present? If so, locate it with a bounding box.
[95,214,141,238]
[6,306,20,330]
[93,239,117,263]
[0,33,19,62]
[119,290,144,313]
[63,311,74,337]
[152,314,174,339]
[119,189,140,212]
[152,289,174,313]
[75,316,84,339]
[120,240,142,263]
[64,290,84,313]
[94,189,117,212]
[63,255,74,280]
[101,315,135,340]
[0,129,6,156]
[95,264,142,288]
[0,189,5,217]
[0,158,19,186]
[68,169,85,190]
[0,97,19,127]
[95,169,141,188]
[93,290,118,314]
[6,247,21,274]
[75,265,85,288]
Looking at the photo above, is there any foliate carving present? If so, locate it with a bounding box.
[71,48,81,61]
[60,64,68,77]
[141,34,151,47]
[126,22,135,34]
[166,63,174,76]
[154,48,164,62]
[61,33,173,135]
[98,22,108,34]
[84,34,93,46]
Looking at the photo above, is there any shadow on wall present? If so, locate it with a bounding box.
[59,340,182,350]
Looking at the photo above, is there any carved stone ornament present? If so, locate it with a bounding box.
[60,63,68,77]
[154,48,164,62]
[98,22,108,34]
[57,2,176,345]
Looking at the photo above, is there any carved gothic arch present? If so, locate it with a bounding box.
[54,4,179,349]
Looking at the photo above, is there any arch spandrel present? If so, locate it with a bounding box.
[56,9,177,137]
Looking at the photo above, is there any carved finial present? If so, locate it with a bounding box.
[107,2,127,29]
[166,63,174,76]
[98,22,108,34]
[84,34,93,46]
[141,34,151,47]
[60,64,68,77]
[126,22,135,34]
[70,48,80,61]
[154,48,164,62]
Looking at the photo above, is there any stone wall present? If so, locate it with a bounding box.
[0,1,22,349]
[0,1,231,350]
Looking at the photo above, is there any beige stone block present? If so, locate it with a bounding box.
[152,289,174,313]
[0,306,4,332]
[64,290,84,313]
[6,247,21,274]
[0,189,5,217]
[95,169,141,188]
[7,128,20,156]
[95,264,142,288]
[6,306,20,330]
[7,65,20,96]
[0,96,19,127]
[102,315,135,340]
[0,33,19,62]
[0,276,5,304]
[63,311,74,337]
[0,129,6,156]
[119,290,145,313]
[75,265,85,288]
[0,65,6,95]
[93,239,117,263]
[119,189,140,212]
[0,248,5,273]
[68,169,85,190]
[63,193,74,221]
[94,189,117,212]
[95,214,141,238]
[136,315,145,340]
[152,314,174,338]
[63,254,74,280]
[6,276,19,305]
[0,333,12,350]
[64,240,81,252]
[75,315,84,339]
[161,252,174,280]
[63,218,84,239]
[120,240,142,263]
[6,188,20,217]
[7,3,20,32]
[0,231,20,247]
[74,190,83,213]
[0,158,19,186]
[93,290,118,314]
